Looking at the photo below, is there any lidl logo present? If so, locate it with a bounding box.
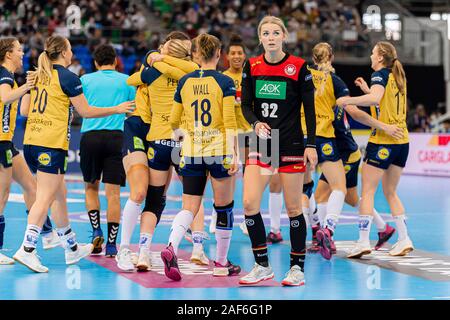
[428,135,450,147]
[321,143,334,156]
[6,149,12,165]
[179,156,186,169]
[376,147,390,160]
[344,164,351,173]
[38,152,51,166]
[147,147,155,160]
[255,80,286,99]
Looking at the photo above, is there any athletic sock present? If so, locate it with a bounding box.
[289,214,307,271]
[324,190,345,233]
[317,203,327,227]
[358,215,373,243]
[309,208,320,227]
[22,224,41,253]
[139,232,153,254]
[88,209,101,231]
[107,222,120,245]
[56,225,78,252]
[120,199,142,248]
[393,215,408,241]
[25,210,53,237]
[214,202,234,266]
[168,209,194,255]
[269,192,282,233]
[309,193,317,214]
[372,208,386,232]
[0,215,4,249]
[192,231,204,252]
[245,213,269,267]
[302,206,311,226]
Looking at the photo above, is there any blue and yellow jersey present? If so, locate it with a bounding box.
[24,64,83,150]
[0,66,19,142]
[140,54,198,142]
[223,69,251,133]
[301,66,349,138]
[333,106,361,163]
[369,68,409,145]
[127,65,152,124]
[170,69,237,157]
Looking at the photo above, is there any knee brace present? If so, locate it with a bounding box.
[143,185,166,224]
[214,201,234,230]
[303,180,315,199]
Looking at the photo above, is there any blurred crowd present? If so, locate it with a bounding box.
[407,104,450,133]
[151,0,368,57]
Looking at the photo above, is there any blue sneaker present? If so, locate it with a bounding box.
[105,243,117,257]
[91,228,104,255]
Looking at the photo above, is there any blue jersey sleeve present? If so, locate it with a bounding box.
[0,67,14,87]
[216,74,237,98]
[141,66,162,86]
[142,50,159,68]
[331,74,350,99]
[59,68,83,97]
[174,74,189,104]
[370,69,389,88]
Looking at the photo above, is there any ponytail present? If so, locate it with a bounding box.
[33,36,69,83]
[392,59,406,94]
[312,42,335,95]
[375,41,406,94]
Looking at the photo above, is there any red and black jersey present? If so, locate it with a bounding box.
[241,53,316,152]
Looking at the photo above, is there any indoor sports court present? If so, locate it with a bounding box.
[1,168,449,300]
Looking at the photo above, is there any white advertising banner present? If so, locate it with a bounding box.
[350,131,450,177]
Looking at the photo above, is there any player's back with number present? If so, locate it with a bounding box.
[174,69,236,157]
[24,64,81,150]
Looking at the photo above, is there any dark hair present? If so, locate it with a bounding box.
[164,31,190,42]
[0,37,18,63]
[93,44,116,66]
[227,34,245,53]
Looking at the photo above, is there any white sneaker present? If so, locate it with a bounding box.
[239,263,274,285]
[13,247,48,273]
[136,249,152,272]
[115,247,135,272]
[0,252,15,265]
[389,237,414,256]
[281,265,305,286]
[209,211,217,234]
[190,247,209,265]
[65,244,94,265]
[42,230,61,250]
[239,222,249,236]
[130,251,138,265]
[347,241,372,259]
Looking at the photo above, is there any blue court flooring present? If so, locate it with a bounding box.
[0,173,449,300]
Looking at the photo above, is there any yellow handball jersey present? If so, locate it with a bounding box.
[301,66,350,138]
[223,69,251,132]
[127,65,151,124]
[170,69,237,157]
[24,65,83,150]
[0,66,19,142]
[369,68,409,145]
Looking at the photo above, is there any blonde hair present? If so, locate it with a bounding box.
[197,34,221,62]
[312,42,335,95]
[34,36,69,83]
[257,16,288,38]
[166,39,191,60]
[0,37,18,64]
[375,41,406,94]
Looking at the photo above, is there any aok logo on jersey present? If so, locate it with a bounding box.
[255,80,286,99]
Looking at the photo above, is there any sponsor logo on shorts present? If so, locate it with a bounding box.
[133,136,145,151]
[321,143,334,156]
[284,64,297,76]
[64,156,68,172]
[344,164,352,173]
[292,165,304,170]
[376,147,390,160]
[281,156,303,162]
[147,147,155,160]
[222,156,232,170]
[255,80,286,100]
[179,156,186,169]
[6,149,12,165]
[38,152,51,166]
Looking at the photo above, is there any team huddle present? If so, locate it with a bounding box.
[0,15,414,287]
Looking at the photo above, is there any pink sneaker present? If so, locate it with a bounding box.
[375,224,396,250]
[213,260,241,276]
[308,225,320,253]
[160,244,182,281]
[316,228,333,260]
[266,231,283,244]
